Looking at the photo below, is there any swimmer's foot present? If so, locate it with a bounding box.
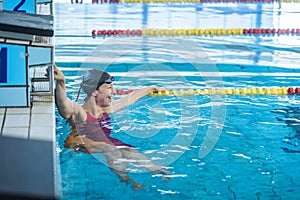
[121,177,146,190]
[120,177,130,184]
[152,169,172,182]
[131,181,146,191]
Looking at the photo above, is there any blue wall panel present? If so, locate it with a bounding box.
[0,88,28,107]
[0,43,29,107]
[0,44,26,86]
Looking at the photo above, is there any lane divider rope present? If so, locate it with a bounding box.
[116,87,300,96]
[124,0,300,2]
[73,0,300,3]
[92,28,300,37]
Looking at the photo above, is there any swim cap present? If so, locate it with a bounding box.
[80,69,114,96]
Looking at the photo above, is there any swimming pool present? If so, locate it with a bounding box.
[54,1,300,199]
[57,69,300,199]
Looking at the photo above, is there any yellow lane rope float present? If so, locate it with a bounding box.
[115,87,300,96]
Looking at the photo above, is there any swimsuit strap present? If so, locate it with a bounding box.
[85,111,98,121]
[85,111,107,121]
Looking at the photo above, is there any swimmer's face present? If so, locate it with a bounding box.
[95,83,114,107]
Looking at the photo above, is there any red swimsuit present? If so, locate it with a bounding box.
[75,112,133,147]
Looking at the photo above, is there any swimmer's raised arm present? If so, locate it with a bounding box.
[52,65,86,121]
[109,85,168,113]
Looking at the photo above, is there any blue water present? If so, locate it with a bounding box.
[57,76,300,199]
[57,70,300,199]
[54,1,300,199]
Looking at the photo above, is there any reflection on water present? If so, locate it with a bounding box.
[54,2,300,68]
[272,107,300,153]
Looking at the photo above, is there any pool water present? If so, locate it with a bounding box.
[53,1,300,199]
[56,71,300,199]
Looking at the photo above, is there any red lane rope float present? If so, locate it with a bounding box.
[92,28,300,37]
[71,0,83,3]
[92,29,142,36]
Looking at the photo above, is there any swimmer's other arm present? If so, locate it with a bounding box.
[109,85,168,113]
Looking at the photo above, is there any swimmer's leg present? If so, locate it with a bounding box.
[120,148,171,181]
[103,149,145,190]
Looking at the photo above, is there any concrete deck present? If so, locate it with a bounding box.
[0,98,60,199]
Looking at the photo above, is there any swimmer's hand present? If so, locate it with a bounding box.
[151,85,169,93]
[46,64,65,81]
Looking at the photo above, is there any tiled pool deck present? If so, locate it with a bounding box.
[0,97,60,199]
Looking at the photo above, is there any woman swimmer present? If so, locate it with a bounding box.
[52,65,171,190]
